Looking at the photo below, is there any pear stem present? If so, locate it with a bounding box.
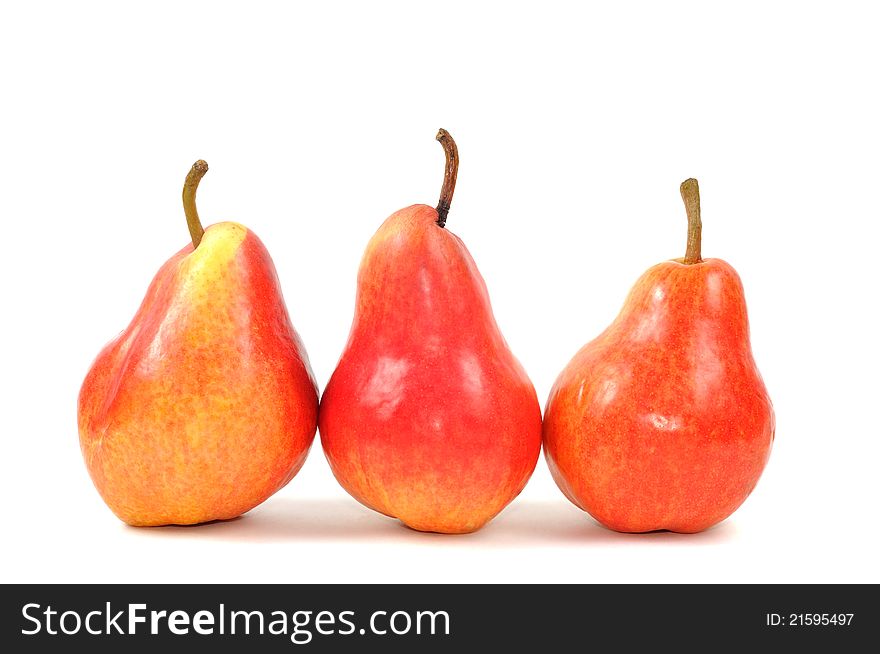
[183,160,209,248]
[435,129,458,228]
[680,178,702,264]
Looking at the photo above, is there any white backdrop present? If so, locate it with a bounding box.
[1,1,878,583]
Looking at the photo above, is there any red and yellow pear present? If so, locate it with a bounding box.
[319,130,542,534]
[78,161,318,526]
[543,179,774,533]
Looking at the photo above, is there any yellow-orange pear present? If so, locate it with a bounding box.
[78,161,318,526]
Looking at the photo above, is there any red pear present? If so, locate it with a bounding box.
[543,179,774,533]
[319,130,542,534]
[78,161,318,526]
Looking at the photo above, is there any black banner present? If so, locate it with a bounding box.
[1,584,875,650]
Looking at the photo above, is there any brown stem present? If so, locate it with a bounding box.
[680,178,702,264]
[435,129,458,228]
[183,160,209,248]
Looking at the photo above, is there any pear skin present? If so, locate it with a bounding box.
[78,161,318,526]
[319,131,542,534]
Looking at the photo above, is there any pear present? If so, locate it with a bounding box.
[543,179,775,533]
[78,161,318,526]
[319,130,542,534]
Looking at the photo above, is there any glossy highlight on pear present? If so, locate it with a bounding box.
[78,160,318,526]
[543,178,774,533]
[319,130,543,534]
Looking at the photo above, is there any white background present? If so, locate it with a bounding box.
[1,1,878,584]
